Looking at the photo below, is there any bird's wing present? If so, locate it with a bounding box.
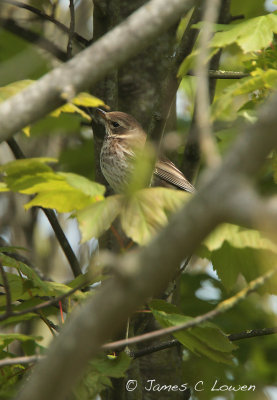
[154,157,195,193]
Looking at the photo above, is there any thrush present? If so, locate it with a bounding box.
[97,109,195,194]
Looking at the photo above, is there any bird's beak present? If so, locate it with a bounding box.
[96,108,107,120]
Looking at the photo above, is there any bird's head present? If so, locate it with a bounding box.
[96,109,147,146]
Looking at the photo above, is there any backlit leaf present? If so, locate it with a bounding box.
[77,195,123,242]
[121,188,190,245]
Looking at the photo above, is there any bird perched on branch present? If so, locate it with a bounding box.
[97,109,195,194]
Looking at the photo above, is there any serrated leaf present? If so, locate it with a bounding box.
[212,69,277,121]
[1,159,105,212]
[120,188,190,245]
[211,13,277,53]
[77,195,123,242]
[201,224,277,254]
[150,300,235,364]
[198,224,277,290]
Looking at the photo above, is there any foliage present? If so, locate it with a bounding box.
[0,1,277,399]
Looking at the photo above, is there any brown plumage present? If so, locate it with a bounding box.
[97,109,195,194]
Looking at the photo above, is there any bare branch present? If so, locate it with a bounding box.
[188,69,249,79]
[67,0,75,59]
[102,269,275,350]
[0,0,196,143]
[2,326,277,367]
[0,355,44,368]
[132,326,277,358]
[0,280,87,322]
[228,327,277,341]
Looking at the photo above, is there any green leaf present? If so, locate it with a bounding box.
[0,333,42,350]
[199,224,277,290]
[77,195,123,242]
[211,13,277,53]
[0,159,106,212]
[0,253,50,294]
[201,224,277,254]
[0,80,105,128]
[0,158,56,176]
[212,69,277,121]
[52,92,106,120]
[150,300,236,364]
[120,188,190,245]
[75,353,131,399]
[72,92,106,108]
[0,312,39,327]
[178,48,219,78]
[0,272,25,306]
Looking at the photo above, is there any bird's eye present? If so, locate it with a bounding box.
[111,121,120,128]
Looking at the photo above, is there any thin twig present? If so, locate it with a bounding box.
[228,327,277,341]
[0,281,87,322]
[188,69,249,79]
[149,0,202,144]
[181,0,231,182]
[6,138,82,278]
[0,355,44,367]
[132,326,277,358]
[0,0,90,47]
[195,0,221,168]
[0,17,67,62]
[0,263,12,315]
[102,269,275,350]
[1,325,277,368]
[67,0,75,59]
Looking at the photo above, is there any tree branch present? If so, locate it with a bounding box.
[2,326,277,368]
[0,355,44,368]
[13,82,277,400]
[181,0,231,182]
[194,0,221,168]
[149,0,202,143]
[0,17,67,62]
[67,0,75,59]
[0,0,196,143]
[0,0,90,47]
[132,326,277,358]
[188,69,249,79]
[102,269,275,350]
[0,278,86,322]
[6,138,82,278]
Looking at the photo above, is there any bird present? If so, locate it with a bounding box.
[96,109,195,194]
